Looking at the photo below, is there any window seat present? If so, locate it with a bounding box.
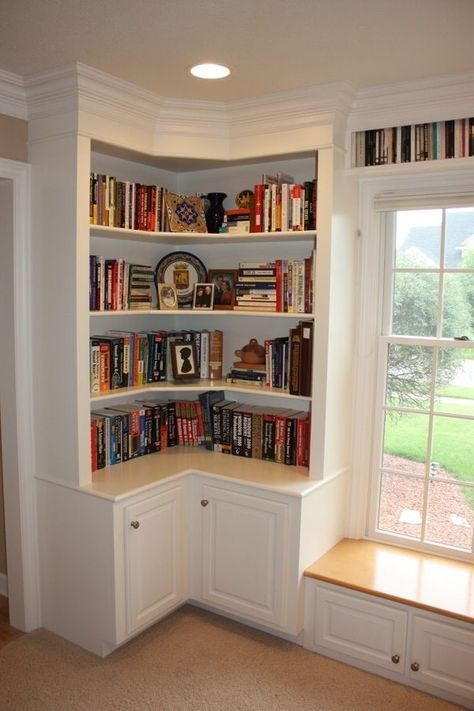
[304,538,473,624]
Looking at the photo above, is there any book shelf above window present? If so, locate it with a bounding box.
[90,224,317,245]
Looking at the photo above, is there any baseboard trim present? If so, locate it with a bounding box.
[0,572,7,597]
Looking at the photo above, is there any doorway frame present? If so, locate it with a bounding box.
[0,157,40,630]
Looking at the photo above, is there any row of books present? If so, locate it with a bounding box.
[89,256,155,311]
[90,329,223,393]
[90,392,310,471]
[89,171,318,235]
[351,118,474,167]
[251,173,317,233]
[226,320,313,396]
[90,173,171,231]
[234,257,315,313]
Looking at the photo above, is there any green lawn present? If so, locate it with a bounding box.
[384,403,474,506]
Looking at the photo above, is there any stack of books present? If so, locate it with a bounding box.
[234,261,277,312]
[226,362,267,387]
[128,263,155,310]
[224,208,251,233]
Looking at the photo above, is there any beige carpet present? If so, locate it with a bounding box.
[0,605,464,710]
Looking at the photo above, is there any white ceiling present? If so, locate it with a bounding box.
[0,0,473,102]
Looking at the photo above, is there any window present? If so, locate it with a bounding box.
[368,206,474,557]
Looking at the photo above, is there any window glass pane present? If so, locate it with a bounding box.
[378,472,423,540]
[392,271,439,336]
[444,208,474,269]
[442,273,473,338]
[386,344,432,409]
[435,347,474,415]
[431,415,474,488]
[395,210,441,269]
[425,481,473,551]
[382,412,429,469]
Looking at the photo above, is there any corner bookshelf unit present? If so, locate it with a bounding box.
[29,73,357,655]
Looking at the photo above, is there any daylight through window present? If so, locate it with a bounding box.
[371,207,474,556]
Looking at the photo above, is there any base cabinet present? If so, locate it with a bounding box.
[410,615,474,703]
[121,484,186,637]
[304,580,474,707]
[199,483,291,630]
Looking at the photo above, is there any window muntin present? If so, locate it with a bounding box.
[371,207,474,557]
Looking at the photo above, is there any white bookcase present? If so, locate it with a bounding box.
[28,65,357,654]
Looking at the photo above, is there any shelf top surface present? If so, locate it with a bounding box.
[90,224,317,245]
[81,447,321,501]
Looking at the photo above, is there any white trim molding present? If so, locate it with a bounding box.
[0,158,40,631]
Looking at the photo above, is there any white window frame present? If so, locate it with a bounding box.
[348,165,474,562]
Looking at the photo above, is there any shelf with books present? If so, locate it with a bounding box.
[90,391,311,472]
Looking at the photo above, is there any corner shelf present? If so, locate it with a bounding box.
[90,224,317,245]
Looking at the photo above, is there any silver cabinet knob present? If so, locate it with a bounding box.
[391,654,400,664]
[130,520,140,529]
[410,662,420,672]
[200,499,209,507]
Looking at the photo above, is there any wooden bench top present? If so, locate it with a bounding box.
[304,538,474,624]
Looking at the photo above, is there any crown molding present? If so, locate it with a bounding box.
[349,71,474,131]
[0,70,27,120]
[3,61,473,150]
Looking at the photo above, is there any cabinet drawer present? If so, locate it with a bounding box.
[410,615,474,701]
[312,585,407,674]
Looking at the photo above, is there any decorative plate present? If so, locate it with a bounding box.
[165,193,207,233]
[155,251,207,307]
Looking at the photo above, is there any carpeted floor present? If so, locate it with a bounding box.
[0,604,465,710]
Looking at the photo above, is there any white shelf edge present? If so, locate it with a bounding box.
[90,309,315,319]
[90,380,311,404]
[90,224,317,245]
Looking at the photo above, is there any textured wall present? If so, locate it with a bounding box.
[0,114,27,162]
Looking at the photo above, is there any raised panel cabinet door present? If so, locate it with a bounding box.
[200,484,290,629]
[410,615,474,703]
[314,585,408,675]
[125,486,185,635]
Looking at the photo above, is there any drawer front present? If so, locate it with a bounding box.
[410,615,474,702]
[313,585,407,674]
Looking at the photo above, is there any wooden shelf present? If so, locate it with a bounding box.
[90,224,317,245]
[90,379,311,403]
[90,309,315,319]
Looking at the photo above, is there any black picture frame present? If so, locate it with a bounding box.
[193,283,215,309]
[170,340,199,379]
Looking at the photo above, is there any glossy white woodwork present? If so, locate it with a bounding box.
[409,615,474,702]
[123,485,185,635]
[199,483,290,629]
[304,579,474,707]
[309,584,407,675]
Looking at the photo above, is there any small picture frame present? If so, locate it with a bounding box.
[170,340,199,379]
[207,269,238,310]
[157,283,178,310]
[193,283,215,309]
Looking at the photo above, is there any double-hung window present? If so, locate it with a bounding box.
[366,202,474,558]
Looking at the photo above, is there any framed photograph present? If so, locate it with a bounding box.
[157,283,178,310]
[193,283,215,309]
[207,269,238,310]
[170,340,199,379]
[155,251,207,308]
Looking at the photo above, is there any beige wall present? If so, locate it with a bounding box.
[0,426,6,575]
[0,113,26,577]
[0,114,28,162]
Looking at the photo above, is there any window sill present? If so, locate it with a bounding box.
[304,538,473,623]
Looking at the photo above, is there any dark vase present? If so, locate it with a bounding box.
[205,192,227,233]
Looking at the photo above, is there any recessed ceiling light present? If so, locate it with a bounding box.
[190,63,231,80]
